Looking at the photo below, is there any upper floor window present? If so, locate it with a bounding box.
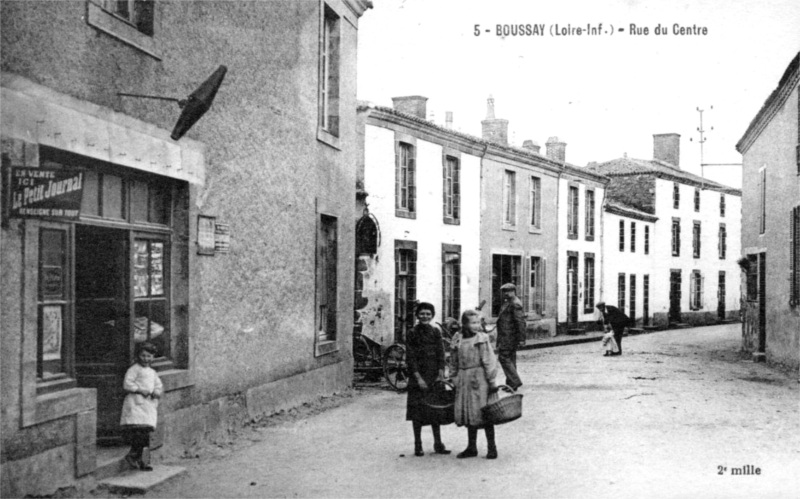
[395,142,416,218]
[443,156,460,224]
[630,222,636,252]
[619,220,625,252]
[319,5,341,139]
[101,0,154,35]
[694,188,701,212]
[644,225,650,255]
[567,185,579,239]
[530,176,542,229]
[673,183,680,209]
[672,218,681,256]
[693,221,701,258]
[503,170,516,227]
[720,194,726,217]
[585,189,595,240]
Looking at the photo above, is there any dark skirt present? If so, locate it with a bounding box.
[406,386,455,425]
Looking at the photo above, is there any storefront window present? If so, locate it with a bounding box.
[134,239,169,357]
[38,228,68,381]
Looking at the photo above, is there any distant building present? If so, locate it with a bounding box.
[735,51,800,370]
[0,1,371,495]
[590,134,742,328]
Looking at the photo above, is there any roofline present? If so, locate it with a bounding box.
[595,165,742,196]
[736,51,800,154]
[604,203,659,223]
[361,105,609,184]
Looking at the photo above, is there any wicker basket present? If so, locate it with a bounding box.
[481,385,523,425]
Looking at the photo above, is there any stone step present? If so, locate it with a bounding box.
[99,465,186,495]
[566,328,586,336]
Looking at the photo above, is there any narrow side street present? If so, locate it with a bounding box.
[143,324,799,499]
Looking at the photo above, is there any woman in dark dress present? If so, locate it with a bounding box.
[405,302,451,456]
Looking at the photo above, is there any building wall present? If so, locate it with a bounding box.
[740,80,800,370]
[1,1,368,495]
[479,152,559,336]
[557,176,605,329]
[650,178,742,327]
[360,117,481,344]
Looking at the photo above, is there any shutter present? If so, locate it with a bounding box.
[453,159,460,221]
[522,256,529,313]
[408,155,416,213]
[442,154,447,221]
[395,145,400,210]
[690,274,696,310]
[541,258,547,314]
[701,273,705,308]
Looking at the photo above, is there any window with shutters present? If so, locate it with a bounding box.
[629,274,637,323]
[530,256,546,315]
[583,254,595,313]
[673,183,680,209]
[396,142,416,219]
[567,185,579,239]
[503,170,517,228]
[690,270,704,310]
[791,207,800,306]
[630,222,636,253]
[693,221,701,258]
[442,245,461,321]
[694,188,701,212]
[644,225,650,255]
[619,220,625,252]
[87,0,160,59]
[720,194,726,217]
[718,223,727,259]
[443,155,460,225]
[530,176,542,230]
[585,189,595,240]
[618,273,626,312]
[672,218,681,256]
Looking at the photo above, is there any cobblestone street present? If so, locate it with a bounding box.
[145,324,799,498]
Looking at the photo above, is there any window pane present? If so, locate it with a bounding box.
[81,170,99,216]
[150,242,164,295]
[134,299,168,357]
[102,174,125,219]
[132,180,149,222]
[134,240,150,297]
[149,183,169,224]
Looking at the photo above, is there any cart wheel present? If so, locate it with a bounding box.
[353,335,373,369]
[383,344,409,392]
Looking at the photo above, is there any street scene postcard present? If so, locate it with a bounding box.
[1,0,799,498]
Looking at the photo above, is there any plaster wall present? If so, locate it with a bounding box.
[740,82,800,370]
[479,154,558,334]
[650,178,742,326]
[557,177,605,325]
[361,123,481,341]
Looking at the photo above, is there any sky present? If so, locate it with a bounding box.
[357,0,800,189]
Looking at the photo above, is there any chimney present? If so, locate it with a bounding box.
[522,140,541,154]
[391,96,428,119]
[653,133,680,169]
[445,111,453,129]
[545,136,567,163]
[481,95,509,145]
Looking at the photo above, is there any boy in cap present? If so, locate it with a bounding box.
[495,283,526,390]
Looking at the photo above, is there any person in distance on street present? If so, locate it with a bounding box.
[601,325,620,356]
[451,309,499,459]
[595,301,630,356]
[495,283,526,390]
[405,302,451,457]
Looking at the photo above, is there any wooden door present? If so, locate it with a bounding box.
[567,256,578,323]
[74,225,129,440]
[669,270,682,324]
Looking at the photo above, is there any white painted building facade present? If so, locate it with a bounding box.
[356,101,482,347]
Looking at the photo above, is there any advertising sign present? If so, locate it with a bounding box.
[10,167,83,219]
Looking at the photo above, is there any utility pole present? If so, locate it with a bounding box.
[694,106,712,180]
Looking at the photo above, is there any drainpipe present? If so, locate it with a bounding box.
[478,142,490,311]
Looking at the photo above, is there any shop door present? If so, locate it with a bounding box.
[566,256,578,323]
[75,225,130,440]
[669,270,682,324]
